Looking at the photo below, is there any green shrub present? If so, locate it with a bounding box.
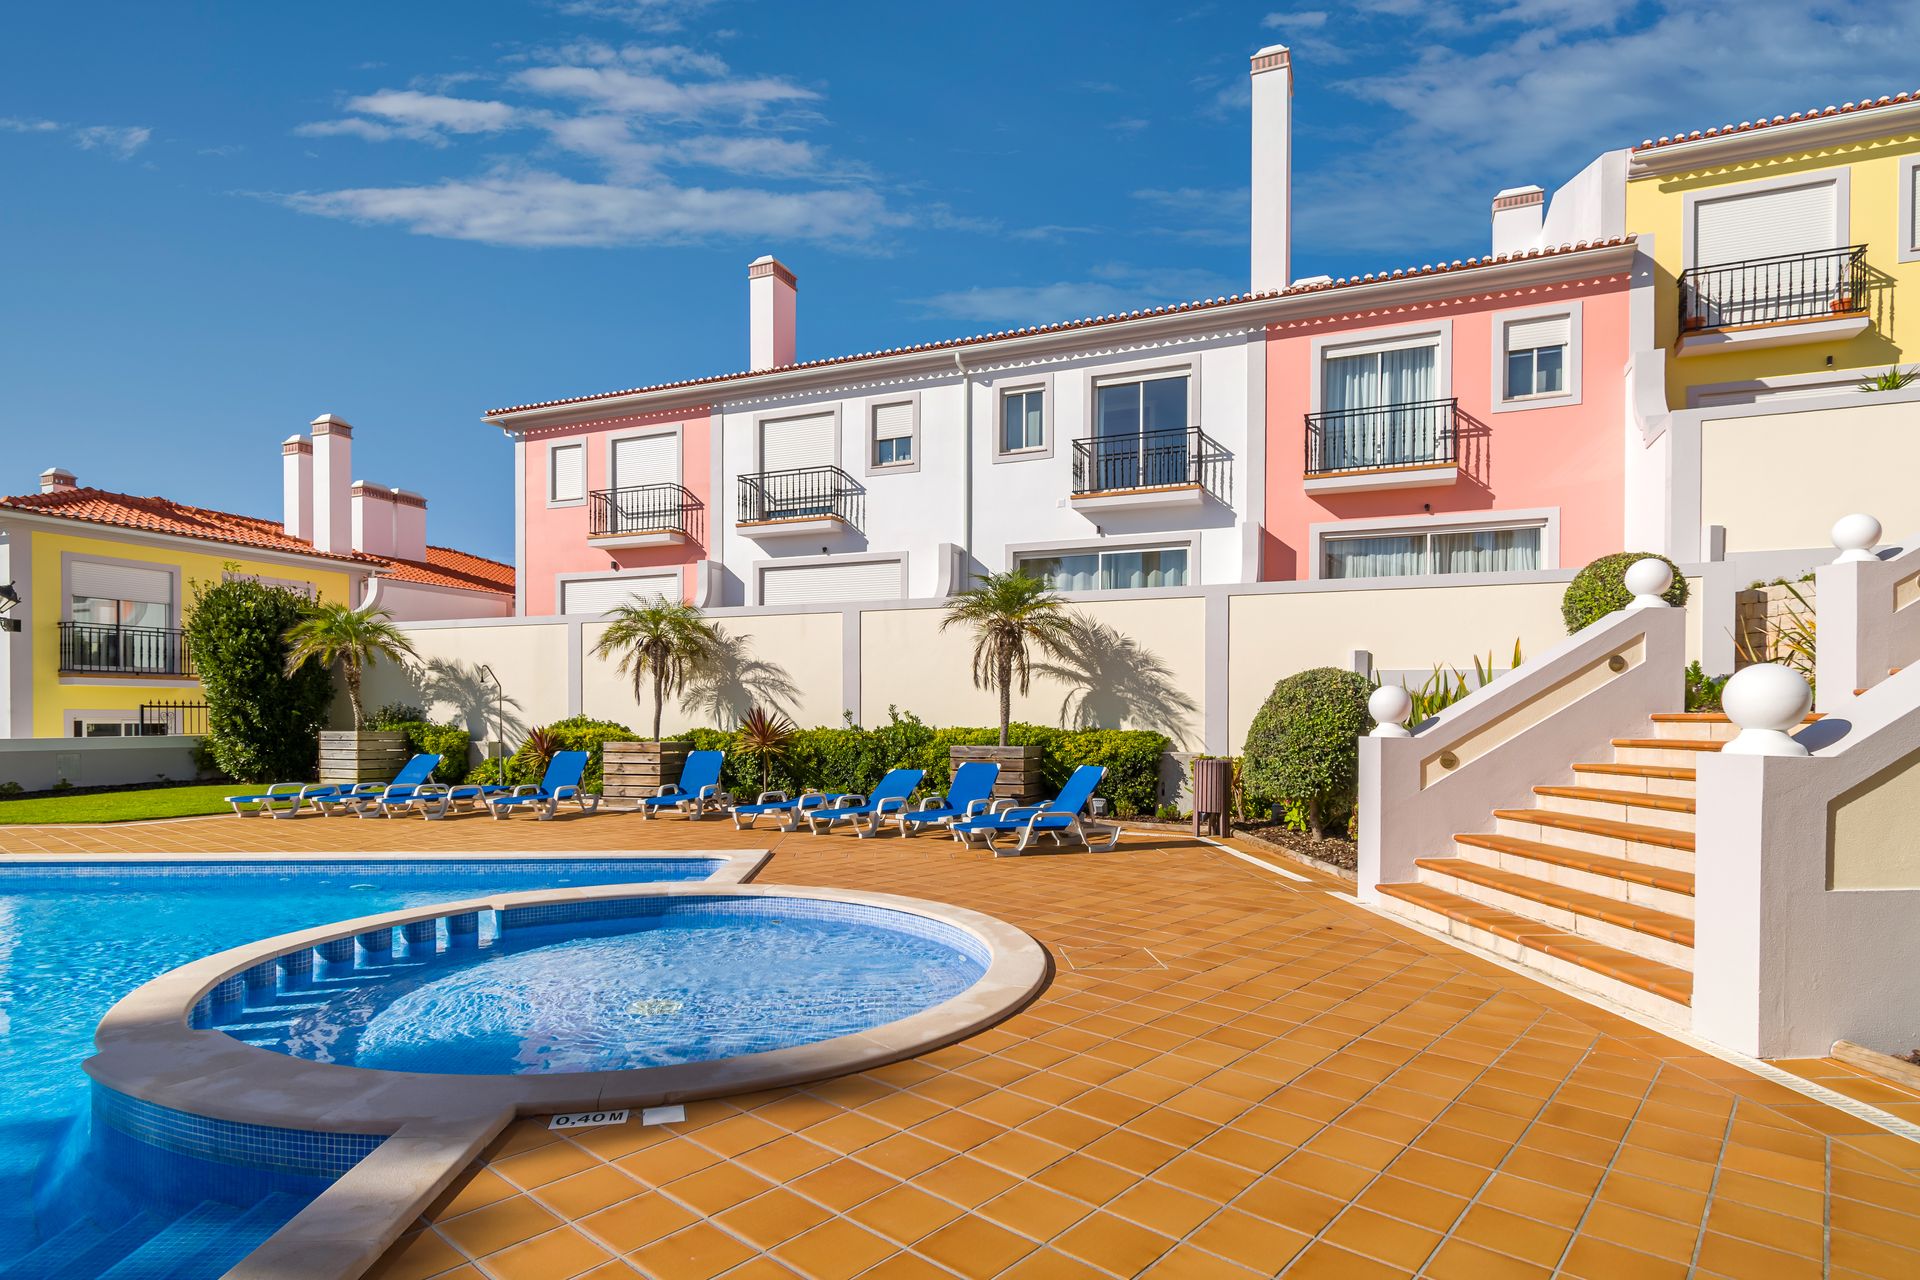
[508,715,636,790]
[1685,661,1729,712]
[1561,552,1687,634]
[1241,667,1372,836]
[183,577,333,782]
[1051,729,1166,818]
[361,706,472,784]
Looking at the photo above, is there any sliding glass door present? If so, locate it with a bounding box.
[1319,345,1439,470]
[1093,375,1189,490]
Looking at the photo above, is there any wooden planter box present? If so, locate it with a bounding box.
[318,730,410,785]
[951,744,1046,805]
[603,740,689,808]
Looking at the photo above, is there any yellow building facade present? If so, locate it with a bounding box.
[1624,96,1920,408]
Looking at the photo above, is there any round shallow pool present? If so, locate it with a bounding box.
[224,895,990,1075]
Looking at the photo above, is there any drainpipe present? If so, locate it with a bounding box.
[953,351,972,581]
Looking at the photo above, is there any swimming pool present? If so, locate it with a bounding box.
[227,895,989,1075]
[0,856,723,1277]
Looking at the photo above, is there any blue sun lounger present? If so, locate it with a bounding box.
[950,764,1121,855]
[485,751,601,820]
[805,768,925,838]
[338,753,446,818]
[895,761,1001,838]
[409,778,514,820]
[730,788,852,831]
[225,752,439,819]
[225,781,343,819]
[634,749,727,819]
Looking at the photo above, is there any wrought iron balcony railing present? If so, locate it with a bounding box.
[58,621,193,676]
[1304,398,1459,476]
[737,465,864,530]
[1070,426,1232,501]
[588,483,704,542]
[1679,244,1867,332]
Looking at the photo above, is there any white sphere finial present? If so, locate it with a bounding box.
[1624,558,1674,609]
[1368,685,1413,737]
[1831,513,1881,564]
[1721,664,1811,756]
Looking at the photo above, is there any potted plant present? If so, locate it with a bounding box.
[939,570,1073,803]
[591,599,719,801]
[282,602,421,784]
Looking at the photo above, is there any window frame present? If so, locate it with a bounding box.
[547,440,587,507]
[1680,170,1849,272]
[992,375,1054,463]
[59,553,182,627]
[1007,535,1197,595]
[862,392,920,477]
[1489,301,1582,413]
[1307,320,1454,414]
[1307,509,1560,582]
[604,423,686,495]
[1900,155,1920,264]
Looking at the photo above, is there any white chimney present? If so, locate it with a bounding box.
[748,255,797,371]
[1249,44,1293,294]
[38,468,76,494]
[393,489,427,563]
[351,481,397,558]
[282,436,313,542]
[1492,186,1545,256]
[310,414,353,555]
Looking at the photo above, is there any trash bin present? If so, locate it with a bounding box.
[1192,758,1231,838]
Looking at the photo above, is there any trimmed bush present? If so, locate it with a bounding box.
[183,578,333,783]
[508,716,636,790]
[362,707,473,785]
[1241,667,1372,836]
[1562,552,1687,634]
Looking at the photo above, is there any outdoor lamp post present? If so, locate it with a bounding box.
[477,663,501,775]
[0,582,20,633]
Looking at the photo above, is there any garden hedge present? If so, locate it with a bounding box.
[504,716,637,791]
[1561,551,1687,633]
[362,705,472,784]
[1241,667,1372,836]
[183,578,333,783]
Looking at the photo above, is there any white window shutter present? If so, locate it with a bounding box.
[70,562,172,605]
[1505,314,1570,352]
[1693,182,1837,267]
[561,573,677,614]
[872,401,912,442]
[612,433,679,490]
[759,559,901,606]
[760,413,836,472]
[550,443,585,501]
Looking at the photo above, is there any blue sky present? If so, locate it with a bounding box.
[2,0,1910,561]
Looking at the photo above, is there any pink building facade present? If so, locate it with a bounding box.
[1262,261,1632,582]
[514,405,713,616]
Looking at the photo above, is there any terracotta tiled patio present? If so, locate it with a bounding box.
[11,813,1920,1278]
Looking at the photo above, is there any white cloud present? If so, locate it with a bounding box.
[350,90,518,133]
[1263,10,1328,28]
[511,63,817,121]
[281,170,895,248]
[552,0,717,32]
[921,264,1236,327]
[3,117,151,159]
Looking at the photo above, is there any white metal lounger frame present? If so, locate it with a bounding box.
[636,781,729,820]
[806,790,915,839]
[893,794,997,838]
[486,785,603,821]
[407,784,509,821]
[227,783,339,819]
[732,789,837,831]
[954,805,1124,855]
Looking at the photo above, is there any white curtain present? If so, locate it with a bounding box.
[1431,528,1542,575]
[1323,535,1425,579]
[1381,347,1437,464]
[1322,346,1436,468]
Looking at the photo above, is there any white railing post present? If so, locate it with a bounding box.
[1368,685,1412,738]
[1813,513,1886,709]
[1625,557,1674,610]
[1721,664,1811,757]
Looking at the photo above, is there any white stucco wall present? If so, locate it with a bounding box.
[582,610,845,735]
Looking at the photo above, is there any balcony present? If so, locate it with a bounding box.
[588,483,704,548]
[1677,245,1871,357]
[1303,399,1460,494]
[736,466,864,539]
[58,621,194,677]
[1069,427,1232,515]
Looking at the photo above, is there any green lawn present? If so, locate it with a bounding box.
[0,783,239,825]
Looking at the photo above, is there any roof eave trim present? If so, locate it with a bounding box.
[1629,100,1920,177]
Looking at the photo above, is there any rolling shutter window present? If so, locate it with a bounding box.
[759,559,901,607]
[561,573,677,615]
[1505,314,1570,353]
[760,413,836,472]
[550,443,585,502]
[1911,165,1920,249]
[612,433,679,491]
[70,562,171,605]
[873,402,912,445]
[1692,182,1837,268]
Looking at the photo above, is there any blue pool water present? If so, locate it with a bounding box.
[230,897,987,1076]
[0,857,718,1275]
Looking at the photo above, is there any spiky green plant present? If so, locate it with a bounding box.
[939,571,1075,746]
[591,600,720,742]
[736,706,799,793]
[1735,583,1816,687]
[1857,366,1919,393]
[281,603,420,729]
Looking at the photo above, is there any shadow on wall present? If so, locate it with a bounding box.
[1034,611,1198,748]
[409,658,529,743]
[679,627,800,730]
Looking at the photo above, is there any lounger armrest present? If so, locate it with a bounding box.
[509,784,541,797]
[874,796,909,815]
[696,784,722,800]
[282,783,323,798]
[754,790,788,804]
[1001,805,1043,821]
[963,798,994,818]
[836,794,867,808]
[554,785,579,801]
[988,798,1020,814]
[413,784,450,799]
[914,796,945,811]
[653,783,686,797]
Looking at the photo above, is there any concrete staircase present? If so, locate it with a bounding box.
[1374,710,1794,1023]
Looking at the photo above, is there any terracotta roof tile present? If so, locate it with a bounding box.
[0,486,513,596]
[486,236,1636,417]
[1634,89,1920,152]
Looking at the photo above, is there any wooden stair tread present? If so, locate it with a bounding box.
[1414,857,1694,945]
[1574,762,1696,782]
[1611,737,1723,752]
[1648,711,1821,724]
[1533,784,1695,814]
[1455,832,1695,896]
[1493,808,1695,851]
[1377,882,1693,1005]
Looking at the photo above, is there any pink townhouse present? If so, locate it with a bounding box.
[1261,231,1636,582]
[508,403,714,616]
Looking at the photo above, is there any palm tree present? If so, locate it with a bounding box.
[282,603,421,729]
[939,570,1074,746]
[736,706,798,793]
[591,599,720,742]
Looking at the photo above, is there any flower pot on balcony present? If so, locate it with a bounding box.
[951,744,1046,805]
[1831,295,1855,315]
[318,730,410,785]
[1683,314,1705,332]
[602,740,689,809]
